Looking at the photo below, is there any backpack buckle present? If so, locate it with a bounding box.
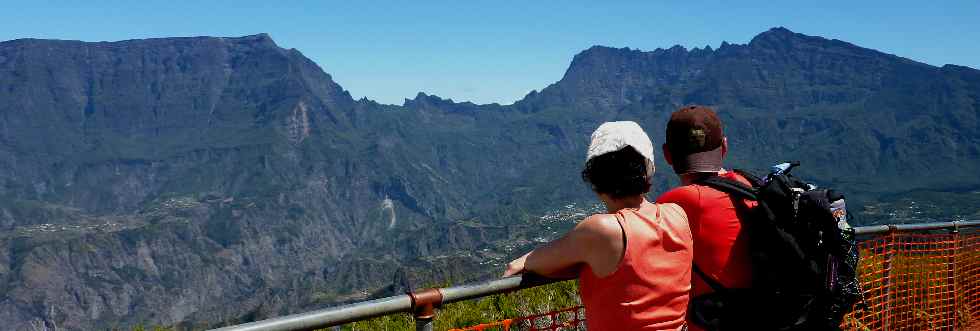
[790,188,804,219]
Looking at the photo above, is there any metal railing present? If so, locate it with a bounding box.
[211,220,980,331]
[210,272,570,331]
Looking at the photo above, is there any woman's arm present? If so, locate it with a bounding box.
[503,214,624,278]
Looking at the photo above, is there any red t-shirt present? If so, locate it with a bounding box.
[656,171,754,298]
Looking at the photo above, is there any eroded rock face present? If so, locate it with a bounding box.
[1,28,979,330]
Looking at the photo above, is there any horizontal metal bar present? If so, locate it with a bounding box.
[211,220,980,331]
[209,294,413,331]
[853,220,980,235]
[208,274,567,331]
[441,273,567,305]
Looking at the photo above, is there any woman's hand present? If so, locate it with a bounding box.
[502,252,530,277]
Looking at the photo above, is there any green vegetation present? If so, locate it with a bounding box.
[334,280,580,331]
[129,326,174,331]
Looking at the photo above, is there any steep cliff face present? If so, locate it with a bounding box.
[1,28,979,330]
[0,34,357,213]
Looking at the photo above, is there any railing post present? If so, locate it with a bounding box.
[946,223,960,330]
[881,226,897,330]
[409,288,443,331]
[415,316,434,331]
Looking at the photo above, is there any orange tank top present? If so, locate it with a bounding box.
[579,203,693,331]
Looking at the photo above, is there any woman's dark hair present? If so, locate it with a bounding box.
[581,146,652,198]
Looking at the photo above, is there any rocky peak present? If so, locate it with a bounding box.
[404,92,450,107]
[402,92,484,113]
[525,42,717,111]
[748,27,813,48]
[232,33,277,46]
[402,92,449,112]
[752,26,795,39]
[566,46,642,71]
[748,26,865,54]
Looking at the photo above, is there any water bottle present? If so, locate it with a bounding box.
[831,198,850,232]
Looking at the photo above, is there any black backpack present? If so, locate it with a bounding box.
[687,162,863,330]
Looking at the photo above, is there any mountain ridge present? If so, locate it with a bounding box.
[6,27,971,109]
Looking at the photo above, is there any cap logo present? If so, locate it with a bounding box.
[688,128,706,148]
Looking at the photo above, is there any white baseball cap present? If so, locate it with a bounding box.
[586,121,655,163]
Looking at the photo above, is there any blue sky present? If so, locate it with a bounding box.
[2,1,978,105]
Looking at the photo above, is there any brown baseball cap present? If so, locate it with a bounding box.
[665,105,724,173]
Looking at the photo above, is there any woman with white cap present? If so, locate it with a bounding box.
[504,121,693,331]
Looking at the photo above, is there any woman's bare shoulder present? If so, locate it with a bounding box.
[574,213,623,240]
[656,202,687,217]
[655,202,689,227]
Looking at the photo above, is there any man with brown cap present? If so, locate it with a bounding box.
[656,105,754,331]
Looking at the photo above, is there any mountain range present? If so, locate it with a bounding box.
[0,27,978,330]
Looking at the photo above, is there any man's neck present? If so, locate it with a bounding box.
[678,168,726,185]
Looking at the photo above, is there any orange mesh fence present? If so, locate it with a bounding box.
[842,228,979,330]
[453,228,980,331]
[448,306,585,331]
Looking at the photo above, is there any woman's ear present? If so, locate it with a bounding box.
[662,144,673,166]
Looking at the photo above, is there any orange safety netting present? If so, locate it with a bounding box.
[453,229,979,331]
[449,306,586,331]
[842,229,979,330]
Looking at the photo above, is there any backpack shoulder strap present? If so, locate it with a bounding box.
[696,175,758,201]
[690,175,757,293]
[693,264,727,292]
[732,169,764,187]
